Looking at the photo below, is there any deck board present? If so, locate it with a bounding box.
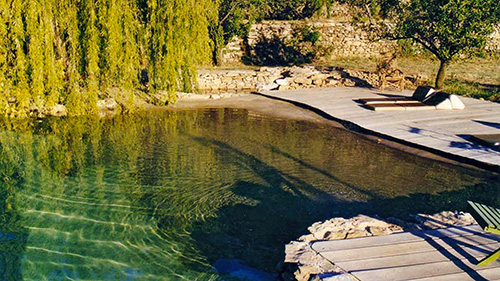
[320,234,500,262]
[411,269,500,281]
[350,257,500,281]
[261,87,500,169]
[310,225,500,281]
[312,225,482,252]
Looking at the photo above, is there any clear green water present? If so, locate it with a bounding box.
[0,108,499,280]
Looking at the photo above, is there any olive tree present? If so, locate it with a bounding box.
[382,0,500,89]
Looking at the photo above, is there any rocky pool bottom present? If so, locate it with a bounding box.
[0,100,499,281]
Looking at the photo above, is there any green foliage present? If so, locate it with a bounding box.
[147,0,216,98]
[210,0,335,66]
[244,25,324,66]
[322,0,338,18]
[338,0,382,23]
[265,0,325,20]
[220,0,266,43]
[0,0,217,116]
[380,0,500,88]
[300,25,322,44]
[396,39,425,57]
[209,0,267,65]
[444,79,500,103]
[390,0,500,62]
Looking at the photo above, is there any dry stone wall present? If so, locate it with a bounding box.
[220,37,244,66]
[197,66,422,92]
[248,21,395,57]
[487,25,500,53]
[198,67,347,92]
[221,20,500,65]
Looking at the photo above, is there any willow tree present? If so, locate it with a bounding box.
[0,0,9,106]
[0,0,217,116]
[146,0,217,102]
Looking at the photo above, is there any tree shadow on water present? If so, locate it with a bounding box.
[188,137,358,272]
[186,137,500,275]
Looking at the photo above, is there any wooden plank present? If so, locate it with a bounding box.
[479,204,500,227]
[335,239,500,271]
[349,255,500,281]
[470,202,500,228]
[312,225,482,252]
[319,232,500,262]
[411,268,500,281]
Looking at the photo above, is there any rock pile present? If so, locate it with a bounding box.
[301,215,404,242]
[198,66,421,93]
[198,68,282,91]
[280,215,402,281]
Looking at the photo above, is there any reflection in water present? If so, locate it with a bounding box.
[0,109,498,280]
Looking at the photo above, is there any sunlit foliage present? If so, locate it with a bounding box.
[0,0,217,116]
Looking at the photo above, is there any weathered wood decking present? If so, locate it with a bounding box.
[261,87,500,170]
[311,225,500,280]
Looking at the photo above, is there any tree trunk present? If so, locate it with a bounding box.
[209,25,224,66]
[435,60,449,89]
[365,4,374,24]
[212,43,222,66]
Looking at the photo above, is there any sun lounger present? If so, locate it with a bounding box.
[364,91,465,111]
[357,86,435,104]
[367,102,436,111]
[467,201,500,266]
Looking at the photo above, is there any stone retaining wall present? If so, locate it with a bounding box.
[248,21,394,57]
[221,20,500,65]
[198,66,422,92]
[487,25,500,53]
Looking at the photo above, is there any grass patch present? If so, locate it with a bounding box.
[443,79,500,102]
[316,56,378,72]
[319,55,500,102]
[216,53,500,102]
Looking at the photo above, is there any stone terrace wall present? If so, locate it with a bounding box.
[487,25,500,53]
[221,20,395,66]
[248,21,395,57]
[221,21,500,65]
[198,67,347,92]
[197,66,422,92]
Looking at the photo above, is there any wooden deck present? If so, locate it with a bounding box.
[261,87,500,170]
[311,225,500,281]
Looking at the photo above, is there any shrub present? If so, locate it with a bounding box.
[244,25,324,66]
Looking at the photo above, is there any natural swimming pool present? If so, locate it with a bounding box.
[0,108,499,280]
